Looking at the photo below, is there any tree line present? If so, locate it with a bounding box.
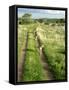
[18,13,65,25]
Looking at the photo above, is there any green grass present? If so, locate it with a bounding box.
[36,24,65,80]
[18,23,65,81]
[23,32,44,81]
[18,25,26,64]
[18,23,37,64]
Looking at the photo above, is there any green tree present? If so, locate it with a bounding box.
[22,13,33,24]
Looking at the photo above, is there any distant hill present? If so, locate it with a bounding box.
[34,18,65,23]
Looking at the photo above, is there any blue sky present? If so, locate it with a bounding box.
[18,8,65,19]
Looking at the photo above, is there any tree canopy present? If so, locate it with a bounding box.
[22,13,33,24]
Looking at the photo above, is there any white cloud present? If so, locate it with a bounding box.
[47,10,65,14]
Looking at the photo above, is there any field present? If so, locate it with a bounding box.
[36,23,65,80]
[18,22,65,82]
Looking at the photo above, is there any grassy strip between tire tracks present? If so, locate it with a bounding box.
[23,32,44,81]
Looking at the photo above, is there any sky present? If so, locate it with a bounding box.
[18,8,65,19]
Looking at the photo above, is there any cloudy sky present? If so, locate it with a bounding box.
[18,8,65,19]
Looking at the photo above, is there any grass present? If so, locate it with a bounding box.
[18,25,26,64]
[22,31,44,81]
[18,23,37,65]
[36,24,65,80]
[18,22,66,81]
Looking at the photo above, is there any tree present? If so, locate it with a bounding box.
[18,17,22,24]
[60,19,65,23]
[22,13,33,24]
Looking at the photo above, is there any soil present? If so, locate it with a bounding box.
[39,47,54,80]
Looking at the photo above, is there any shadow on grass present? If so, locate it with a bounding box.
[23,49,35,52]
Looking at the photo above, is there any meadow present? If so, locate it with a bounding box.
[36,23,65,80]
[18,16,65,81]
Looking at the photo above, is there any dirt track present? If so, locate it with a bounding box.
[39,47,54,80]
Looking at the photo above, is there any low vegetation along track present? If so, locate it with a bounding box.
[18,28,54,82]
[18,32,28,82]
[39,46,54,80]
[36,32,54,80]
